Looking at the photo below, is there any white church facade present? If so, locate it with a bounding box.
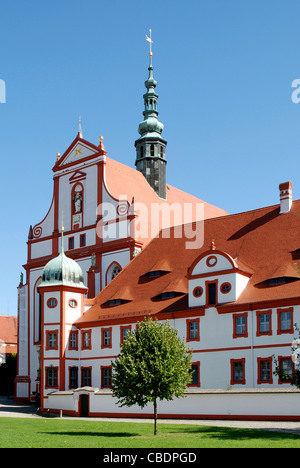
[15,43,300,421]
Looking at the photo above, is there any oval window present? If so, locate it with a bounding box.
[220,283,231,294]
[206,256,217,267]
[47,298,57,308]
[69,299,77,308]
[193,287,203,298]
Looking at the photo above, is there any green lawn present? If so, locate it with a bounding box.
[0,417,300,448]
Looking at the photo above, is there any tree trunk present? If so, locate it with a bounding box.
[153,398,157,435]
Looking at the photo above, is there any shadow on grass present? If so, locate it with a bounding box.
[164,425,300,441]
[41,431,138,438]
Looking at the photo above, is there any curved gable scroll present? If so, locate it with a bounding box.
[188,250,252,308]
[188,250,237,278]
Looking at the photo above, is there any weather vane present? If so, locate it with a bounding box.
[146,29,153,56]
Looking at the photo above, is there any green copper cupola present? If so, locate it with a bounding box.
[135,30,167,199]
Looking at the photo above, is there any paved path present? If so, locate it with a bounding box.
[1,397,300,434]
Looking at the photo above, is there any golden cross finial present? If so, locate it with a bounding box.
[146,29,153,56]
[78,116,82,134]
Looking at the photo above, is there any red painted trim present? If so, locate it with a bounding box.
[193,286,203,298]
[218,298,300,314]
[277,307,294,335]
[100,365,113,388]
[220,282,232,294]
[44,366,59,389]
[230,358,246,385]
[206,255,217,267]
[257,356,273,385]
[188,267,252,281]
[105,261,122,286]
[188,249,236,277]
[81,329,92,350]
[68,365,79,389]
[277,355,294,384]
[120,325,132,345]
[81,366,92,387]
[256,309,272,337]
[101,327,112,349]
[79,393,90,417]
[205,279,218,307]
[71,182,84,230]
[69,170,87,183]
[68,330,79,351]
[187,361,200,387]
[47,298,58,308]
[232,312,248,339]
[52,135,100,172]
[85,412,300,422]
[186,318,200,342]
[45,330,58,350]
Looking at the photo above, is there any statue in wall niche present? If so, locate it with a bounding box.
[73,192,82,213]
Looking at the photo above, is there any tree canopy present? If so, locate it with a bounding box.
[112,317,193,434]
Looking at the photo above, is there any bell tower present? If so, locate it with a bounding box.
[135,30,167,199]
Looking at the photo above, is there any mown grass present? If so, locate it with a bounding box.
[0,417,300,448]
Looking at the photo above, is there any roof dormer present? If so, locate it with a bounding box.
[187,249,252,308]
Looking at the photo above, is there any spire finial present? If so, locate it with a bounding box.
[78,116,83,137]
[146,29,153,56]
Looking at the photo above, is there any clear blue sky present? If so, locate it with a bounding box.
[1,0,300,315]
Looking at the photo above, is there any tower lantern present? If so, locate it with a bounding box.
[135,30,167,199]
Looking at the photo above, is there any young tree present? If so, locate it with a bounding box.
[273,324,300,387]
[112,317,193,435]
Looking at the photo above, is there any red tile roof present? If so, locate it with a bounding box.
[0,316,18,345]
[104,156,227,218]
[77,199,300,324]
[76,199,300,327]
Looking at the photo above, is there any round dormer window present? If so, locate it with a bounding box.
[206,255,217,267]
[193,287,203,298]
[69,299,77,308]
[220,282,231,294]
[47,298,57,308]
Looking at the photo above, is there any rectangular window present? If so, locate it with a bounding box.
[69,331,78,350]
[230,358,246,385]
[101,327,112,348]
[80,234,86,247]
[69,367,78,389]
[68,237,74,250]
[46,330,58,350]
[206,281,217,306]
[277,308,293,334]
[101,366,112,388]
[120,326,131,345]
[46,367,58,388]
[256,310,272,336]
[81,367,91,387]
[233,313,248,338]
[257,357,273,384]
[82,330,91,349]
[188,362,200,387]
[186,318,200,342]
[278,356,294,384]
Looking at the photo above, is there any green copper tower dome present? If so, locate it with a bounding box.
[135,30,167,199]
[39,226,85,289]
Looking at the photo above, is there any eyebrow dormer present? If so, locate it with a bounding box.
[187,249,252,308]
